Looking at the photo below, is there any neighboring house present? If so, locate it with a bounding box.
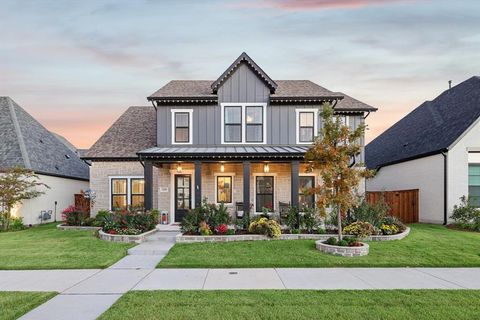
[0,97,90,225]
[366,76,480,224]
[84,52,376,223]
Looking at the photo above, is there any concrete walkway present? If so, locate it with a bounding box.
[14,230,179,320]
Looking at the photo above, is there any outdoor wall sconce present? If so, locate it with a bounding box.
[176,164,182,173]
[264,163,270,173]
[220,163,225,173]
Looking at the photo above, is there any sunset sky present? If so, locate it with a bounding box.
[1,0,479,149]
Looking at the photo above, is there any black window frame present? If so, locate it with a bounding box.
[216,176,233,204]
[130,178,145,209]
[174,112,190,143]
[299,111,315,143]
[224,106,242,143]
[245,106,264,143]
[255,176,274,212]
[299,176,315,209]
[111,178,128,211]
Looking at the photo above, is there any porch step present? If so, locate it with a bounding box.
[156,224,181,232]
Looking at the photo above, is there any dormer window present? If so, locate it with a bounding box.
[221,103,267,144]
[296,109,318,144]
[171,109,193,144]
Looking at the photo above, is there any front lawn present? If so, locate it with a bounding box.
[0,223,133,269]
[98,290,480,320]
[0,291,56,320]
[158,224,480,268]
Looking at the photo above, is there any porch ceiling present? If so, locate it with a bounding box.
[137,145,309,161]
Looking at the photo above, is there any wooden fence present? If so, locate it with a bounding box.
[366,189,419,223]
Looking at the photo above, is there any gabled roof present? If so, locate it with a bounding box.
[147,79,375,111]
[84,106,156,159]
[366,76,480,169]
[0,97,89,180]
[211,52,277,94]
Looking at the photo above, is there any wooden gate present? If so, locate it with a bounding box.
[74,194,90,214]
[366,189,419,223]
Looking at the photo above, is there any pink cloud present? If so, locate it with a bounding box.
[232,0,419,11]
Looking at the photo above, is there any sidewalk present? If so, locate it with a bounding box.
[2,268,480,293]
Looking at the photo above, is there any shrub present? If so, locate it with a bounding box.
[450,196,480,224]
[352,199,389,228]
[226,229,235,235]
[210,202,230,227]
[215,223,228,235]
[199,221,212,236]
[181,210,198,234]
[382,215,407,233]
[343,221,375,238]
[285,206,299,230]
[325,237,337,245]
[248,217,281,238]
[99,209,157,234]
[317,227,326,234]
[337,239,349,247]
[380,223,399,235]
[61,205,90,226]
[291,229,300,234]
[9,217,25,231]
[301,206,319,233]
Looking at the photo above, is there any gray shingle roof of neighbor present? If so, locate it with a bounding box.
[0,97,89,180]
[366,76,480,169]
[148,80,376,111]
[83,106,156,159]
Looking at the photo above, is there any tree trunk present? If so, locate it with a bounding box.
[337,205,343,241]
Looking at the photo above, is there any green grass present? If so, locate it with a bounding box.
[158,224,480,268]
[0,291,56,320]
[0,223,133,269]
[98,290,480,320]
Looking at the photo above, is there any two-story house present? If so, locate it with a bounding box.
[84,53,376,223]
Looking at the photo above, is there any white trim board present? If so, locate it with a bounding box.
[295,108,319,145]
[171,109,193,145]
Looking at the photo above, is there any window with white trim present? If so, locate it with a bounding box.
[216,176,233,204]
[299,176,315,208]
[110,177,144,210]
[296,109,318,144]
[221,103,267,144]
[469,164,480,208]
[171,109,193,144]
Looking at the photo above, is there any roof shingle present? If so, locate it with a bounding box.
[0,97,89,180]
[366,76,480,169]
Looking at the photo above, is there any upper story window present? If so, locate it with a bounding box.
[221,103,267,144]
[296,109,318,144]
[171,109,193,144]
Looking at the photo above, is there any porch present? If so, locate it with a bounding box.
[139,146,315,224]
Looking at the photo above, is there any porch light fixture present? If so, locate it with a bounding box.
[176,163,182,173]
[264,163,270,173]
[220,163,225,173]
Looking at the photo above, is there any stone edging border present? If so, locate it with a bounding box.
[315,241,369,257]
[56,224,101,231]
[98,228,157,243]
[175,227,410,243]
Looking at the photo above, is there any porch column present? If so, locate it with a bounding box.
[194,161,202,207]
[243,161,251,213]
[144,159,154,211]
[291,160,300,208]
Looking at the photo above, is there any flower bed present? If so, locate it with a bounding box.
[176,227,410,243]
[315,240,369,257]
[98,228,158,243]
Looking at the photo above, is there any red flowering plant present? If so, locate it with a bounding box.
[101,207,158,235]
[62,205,90,226]
[214,223,228,235]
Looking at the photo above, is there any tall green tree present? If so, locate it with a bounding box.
[305,103,372,240]
[0,168,49,230]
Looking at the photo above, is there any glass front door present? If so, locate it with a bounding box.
[175,175,191,222]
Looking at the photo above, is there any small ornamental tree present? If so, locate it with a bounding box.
[0,167,49,230]
[305,103,373,240]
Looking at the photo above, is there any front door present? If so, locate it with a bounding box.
[174,174,191,222]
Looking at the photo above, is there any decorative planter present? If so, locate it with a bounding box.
[98,228,157,243]
[315,240,369,257]
[56,224,101,231]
